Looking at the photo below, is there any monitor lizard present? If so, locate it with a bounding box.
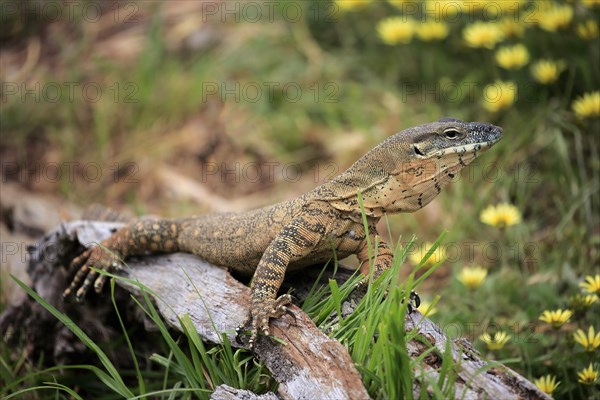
[63,118,502,348]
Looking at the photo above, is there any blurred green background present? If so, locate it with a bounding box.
[1,0,599,398]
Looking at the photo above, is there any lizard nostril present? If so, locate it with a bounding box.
[413,145,425,157]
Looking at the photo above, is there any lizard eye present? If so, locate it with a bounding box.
[443,128,461,139]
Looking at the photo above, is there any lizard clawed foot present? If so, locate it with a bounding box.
[236,293,294,349]
[403,290,420,313]
[353,277,370,296]
[353,276,420,313]
[62,246,123,303]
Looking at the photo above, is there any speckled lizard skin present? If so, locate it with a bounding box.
[64,118,502,347]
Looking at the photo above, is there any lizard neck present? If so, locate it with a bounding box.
[311,140,488,218]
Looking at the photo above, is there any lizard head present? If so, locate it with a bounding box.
[409,118,502,162]
[317,118,502,217]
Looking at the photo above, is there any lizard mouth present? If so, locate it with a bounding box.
[414,136,502,159]
[413,124,503,159]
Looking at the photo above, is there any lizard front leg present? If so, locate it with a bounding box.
[238,215,323,348]
[356,232,394,284]
[356,232,420,310]
[63,219,181,302]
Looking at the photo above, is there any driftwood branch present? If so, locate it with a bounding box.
[1,220,551,400]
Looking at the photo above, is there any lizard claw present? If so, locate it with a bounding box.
[353,276,419,313]
[405,290,420,313]
[284,305,297,324]
[63,246,122,302]
[237,294,293,349]
[235,325,247,345]
[353,278,368,295]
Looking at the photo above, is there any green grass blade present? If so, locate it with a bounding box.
[110,279,146,395]
[11,275,133,398]
[2,384,84,400]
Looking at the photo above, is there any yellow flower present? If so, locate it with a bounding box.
[408,242,445,267]
[578,363,599,385]
[482,81,517,113]
[463,22,504,49]
[495,44,530,70]
[577,20,599,40]
[458,266,488,289]
[539,309,572,329]
[480,331,510,350]
[419,297,439,316]
[467,0,485,10]
[334,0,372,12]
[416,20,449,41]
[377,17,415,45]
[498,0,527,12]
[570,293,598,309]
[424,0,464,19]
[470,0,527,15]
[479,203,521,227]
[532,0,553,12]
[572,92,600,119]
[533,375,560,395]
[580,274,600,295]
[530,60,565,85]
[574,326,600,352]
[537,4,573,32]
[387,0,413,8]
[582,0,600,8]
[498,18,526,38]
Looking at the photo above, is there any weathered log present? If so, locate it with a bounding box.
[1,220,551,400]
[404,317,550,399]
[2,220,369,400]
[210,384,279,400]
